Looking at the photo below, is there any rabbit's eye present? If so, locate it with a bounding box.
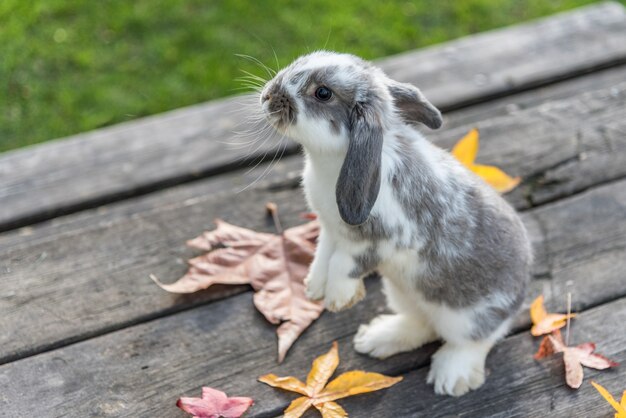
[314,86,333,102]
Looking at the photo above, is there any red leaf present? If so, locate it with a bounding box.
[535,334,619,389]
[177,387,253,418]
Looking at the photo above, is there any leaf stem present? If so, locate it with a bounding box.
[266,202,283,234]
[565,292,572,346]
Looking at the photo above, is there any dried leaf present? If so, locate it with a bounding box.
[451,128,479,166]
[152,207,323,362]
[176,387,253,418]
[534,334,619,389]
[259,342,402,418]
[533,329,560,360]
[451,128,520,193]
[471,164,521,193]
[591,381,626,418]
[529,295,576,336]
[314,401,347,418]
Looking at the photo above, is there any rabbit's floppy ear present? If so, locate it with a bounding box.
[336,102,383,226]
[388,81,442,129]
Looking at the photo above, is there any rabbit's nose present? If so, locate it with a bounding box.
[262,93,271,103]
[268,92,291,112]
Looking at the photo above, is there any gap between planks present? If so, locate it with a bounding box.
[2,2,626,233]
[2,59,625,235]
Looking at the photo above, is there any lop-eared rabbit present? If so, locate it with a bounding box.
[260,51,531,396]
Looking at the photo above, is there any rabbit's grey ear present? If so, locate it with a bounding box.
[388,82,442,129]
[336,103,383,226]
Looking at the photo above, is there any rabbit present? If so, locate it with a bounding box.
[260,51,532,397]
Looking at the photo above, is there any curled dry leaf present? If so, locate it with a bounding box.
[534,333,619,389]
[451,128,521,194]
[591,381,626,418]
[259,341,402,418]
[176,387,253,418]
[151,205,323,363]
[529,295,577,336]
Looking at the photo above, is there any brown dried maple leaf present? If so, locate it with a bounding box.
[151,203,323,362]
[534,333,619,389]
[259,342,402,418]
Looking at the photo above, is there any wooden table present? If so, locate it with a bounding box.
[2,3,626,417]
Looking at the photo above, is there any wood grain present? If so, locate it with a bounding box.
[313,297,626,418]
[433,80,626,210]
[1,225,624,417]
[2,75,626,363]
[1,2,625,231]
[2,70,625,250]
[0,159,624,369]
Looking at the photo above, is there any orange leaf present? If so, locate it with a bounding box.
[259,342,402,417]
[258,374,309,396]
[451,128,479,166]
[151,205,323,362]
[314,401,347,418]
[535,335,619,389]
[284,396,314,418]
[318,371,403,403]
[591,381,626,418]
[529,295,576,336]
[530,295,548,324]
[307,341,340,394]
[470,164,521,194]
[450,128,520,194]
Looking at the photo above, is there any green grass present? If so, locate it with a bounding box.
[1,0,620,153]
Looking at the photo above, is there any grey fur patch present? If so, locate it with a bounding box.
[346,214,397,242]
[388,83,443,129]
[470,291,524,340]
[389,134,531,338]
[349,245,380,278]
[290,71,305,85]
[336,103,383,226]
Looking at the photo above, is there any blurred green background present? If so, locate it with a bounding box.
[1,0,620,153]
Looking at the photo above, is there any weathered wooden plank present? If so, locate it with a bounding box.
[1,69,625,252]
[2,72,626,361]
[2,2,626,231]
[434,80,626,210]
[0,156,304,252]
[328,297,626,418]
[442,64,626,131]
[378,2,626,109]
[1,240,624,418]
[1,61,625,368]
[0,143,624,374]
[0,186,306,365]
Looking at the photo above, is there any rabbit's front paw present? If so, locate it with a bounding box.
[354,314,437,359]
[324,278,365,312]
[304,273,326,301]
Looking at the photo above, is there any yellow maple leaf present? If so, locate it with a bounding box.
[591,381,626,418]
[451,128,521,193]
[529,295,576,337]
[259,341,402,418]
